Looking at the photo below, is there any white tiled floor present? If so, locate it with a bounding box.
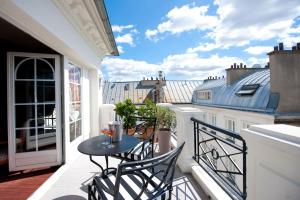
[40,154,208,200]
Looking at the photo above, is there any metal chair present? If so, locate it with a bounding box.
[88,142,185,200]
[116,116,157,161]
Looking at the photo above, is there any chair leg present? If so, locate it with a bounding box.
[88,184,91,200]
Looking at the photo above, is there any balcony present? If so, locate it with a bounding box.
[30,105,300,200]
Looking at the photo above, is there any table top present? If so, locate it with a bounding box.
[77,135,140,156]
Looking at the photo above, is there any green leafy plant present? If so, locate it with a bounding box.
[115,99,137,129]
[156,106,176,131]
[137,99,156,126]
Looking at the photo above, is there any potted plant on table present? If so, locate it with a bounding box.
[137,99,157,139]
[115,99,137,135]
[156,106,176,154]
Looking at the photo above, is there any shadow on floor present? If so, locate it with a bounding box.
[53,195,86,200]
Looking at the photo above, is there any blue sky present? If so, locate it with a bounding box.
[102,0,300,81]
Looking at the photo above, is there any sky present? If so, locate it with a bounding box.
[102,0,300,81]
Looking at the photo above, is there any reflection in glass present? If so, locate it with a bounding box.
[16,129,36,153]
[76,120,82,138]
[69,84,81,102]
[37,81,55,102]
[37,105,56,127]
[37,128,56,151]
[36,59,54,79]
[70,122,76,142]
[69,64,81,142]
[15,105,35,128]
[15,58,34,79]
[69,103,81,122]
[15,81,34,103]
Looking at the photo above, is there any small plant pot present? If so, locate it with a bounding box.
[158,129,171,155]
[124,128,135,136]
[140,126,154,140]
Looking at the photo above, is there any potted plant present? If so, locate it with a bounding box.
[115,99,137,135]
[137,99,157,139]
[156,106,176,154]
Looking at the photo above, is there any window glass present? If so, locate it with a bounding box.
[69,64,82,142]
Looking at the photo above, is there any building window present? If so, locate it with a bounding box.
[197,90,211,100]
[209,114,217,134]
[225,118,236,142]
[210,114,217,126]
[236,84,260,96]
[69,63,82,142]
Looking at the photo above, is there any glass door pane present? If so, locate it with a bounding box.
[14,57,57,153]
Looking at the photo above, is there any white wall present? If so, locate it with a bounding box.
[193,105,275,133]
[241,125,300,200]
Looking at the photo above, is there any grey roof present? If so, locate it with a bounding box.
[192,69,279,113]
[103,80,202,104]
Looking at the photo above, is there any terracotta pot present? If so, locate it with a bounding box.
[124,128,135,136]
[140,126,154,140]
[158,129,171,155]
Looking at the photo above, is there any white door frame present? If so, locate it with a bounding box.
[7,52,62,171]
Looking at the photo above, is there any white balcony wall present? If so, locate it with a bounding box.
[241,124,300,200]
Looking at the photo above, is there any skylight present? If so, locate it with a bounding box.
[236,84,260,96]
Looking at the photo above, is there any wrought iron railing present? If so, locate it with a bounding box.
[191,117,247,199]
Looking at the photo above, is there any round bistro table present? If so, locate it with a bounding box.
[78,135,139,176]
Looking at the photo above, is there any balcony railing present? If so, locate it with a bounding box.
[191,117,247,200]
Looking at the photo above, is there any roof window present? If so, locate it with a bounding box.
[197,90,211,100]
[236,84,260,96]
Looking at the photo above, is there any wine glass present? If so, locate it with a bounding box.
[106,129,115,148]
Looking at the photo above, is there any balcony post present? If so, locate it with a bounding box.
[174,107,204,173]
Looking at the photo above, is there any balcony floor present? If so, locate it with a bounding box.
[40,152,208,200]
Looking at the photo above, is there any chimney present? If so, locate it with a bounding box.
[268,43,300,113]
[278,43,284,51]
[226,62,264,85]
[297,42,300,50]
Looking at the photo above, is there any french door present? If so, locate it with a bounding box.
[7,52,62,171]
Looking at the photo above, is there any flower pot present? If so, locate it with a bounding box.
[140,126,154,140]
[158,129,171,155]
[124,128,135,136]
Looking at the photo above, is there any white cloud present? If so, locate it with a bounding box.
[244,46,273,55]
[161,53,244,79]
[247,57,269,68]
[103,53,245,80]
[117,46,124,54]
[102,58,160,81]
[186,42,221,53]
[210,0,300,47]
[112,25,134,33]
[115,33,135,46]
[145,29,159,41]
[145,4,218,41]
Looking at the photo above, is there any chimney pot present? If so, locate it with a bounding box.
[297,42,300,50]
[234,63,237,68]
[240,63,243,68]
[278,43,284,51]
[244,65,247,68]
[231,65,233,68]
[274,46,279,51]
[292,46,297,51]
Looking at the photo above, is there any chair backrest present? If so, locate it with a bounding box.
[114,142,185,199]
